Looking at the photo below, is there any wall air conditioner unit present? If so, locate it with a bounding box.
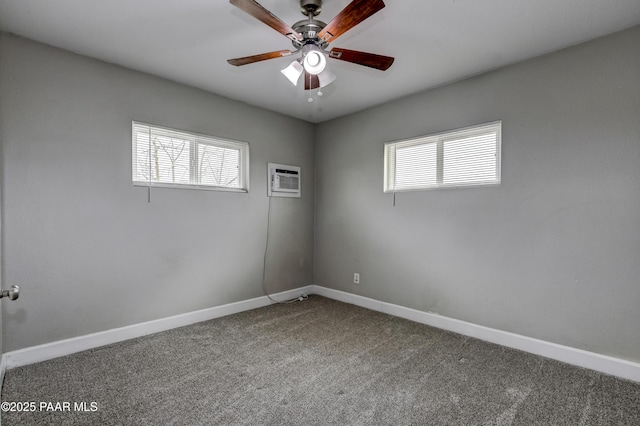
[268,163,300,198]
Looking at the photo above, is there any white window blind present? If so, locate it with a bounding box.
[384,121,501,192]
[132,122,249,192]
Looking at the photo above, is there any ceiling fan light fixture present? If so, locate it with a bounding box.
[303,48,326,75]
[281,60,304,85]
[317,68,336,88]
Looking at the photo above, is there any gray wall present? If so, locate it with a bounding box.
[315,26,640,362]
[0,32,4,356]
[2,25,639,364]
[0,34,315,352]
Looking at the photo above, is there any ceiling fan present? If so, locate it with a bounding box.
[227,0,394,91]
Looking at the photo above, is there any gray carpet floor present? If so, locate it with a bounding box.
[2,295,640,425]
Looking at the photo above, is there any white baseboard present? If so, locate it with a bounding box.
[3,286,313,370]
[311,285,640,383]
[4,284,639,383]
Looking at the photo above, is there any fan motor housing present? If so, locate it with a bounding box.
[293,19,326,41]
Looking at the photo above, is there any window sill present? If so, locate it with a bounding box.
[133,182,249,193]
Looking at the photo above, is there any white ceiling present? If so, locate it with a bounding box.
[1,0,639,123]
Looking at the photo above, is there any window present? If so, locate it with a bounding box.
[384,121,501,192]
[132,122,249,192]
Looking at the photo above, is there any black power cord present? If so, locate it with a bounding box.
[262,195,308,304]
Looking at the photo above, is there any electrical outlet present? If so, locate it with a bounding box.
[354,273,360,284]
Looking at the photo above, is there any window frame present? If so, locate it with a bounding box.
[384,121,502,192]
[131,121,250,193]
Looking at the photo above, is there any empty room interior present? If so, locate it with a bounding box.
[1,0,640,424]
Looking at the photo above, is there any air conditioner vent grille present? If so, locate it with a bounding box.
[278,175,299,190]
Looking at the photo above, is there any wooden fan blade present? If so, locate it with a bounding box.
[317,0,385,43]
[329,48,394,70]
[304,72,320,90]
[230,0,302,41]
[227,50,294,66]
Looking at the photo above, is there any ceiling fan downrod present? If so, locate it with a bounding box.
[291,4,327,50]
[300,0,322,17]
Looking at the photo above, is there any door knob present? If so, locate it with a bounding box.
[0,285,20,300]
